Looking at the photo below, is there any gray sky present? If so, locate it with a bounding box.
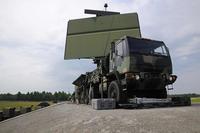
[0,0,199,94]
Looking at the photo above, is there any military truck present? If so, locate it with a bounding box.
[64,9,189,107]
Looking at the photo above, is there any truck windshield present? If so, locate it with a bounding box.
[128,38,168,56]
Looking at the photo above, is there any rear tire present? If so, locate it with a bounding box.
[89,87,94,102]
[89,85,99,104]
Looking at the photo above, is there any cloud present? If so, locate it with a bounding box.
[171,63,200,94]
[0,0,101,93]
[174,36,200,58]
[0,41,95,93]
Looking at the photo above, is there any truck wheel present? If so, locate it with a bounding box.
[108,81,125,103]
[85,89,89,104]
[89,88,94,102]
[89,86,99,103]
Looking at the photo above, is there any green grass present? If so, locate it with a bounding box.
[0,101,52,111]
[191,97,200,103]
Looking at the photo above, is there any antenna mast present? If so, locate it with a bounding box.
[104,3,108,11]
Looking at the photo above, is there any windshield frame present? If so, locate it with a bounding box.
[126,37,169,57]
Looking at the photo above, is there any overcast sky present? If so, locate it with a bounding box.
[0,0,199,94]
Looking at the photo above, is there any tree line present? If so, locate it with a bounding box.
[0,92,199,101]
[0,91,72,101]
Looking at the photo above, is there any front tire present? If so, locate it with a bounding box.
[108,81,125,103]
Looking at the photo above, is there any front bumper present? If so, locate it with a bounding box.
[124,72,177,90]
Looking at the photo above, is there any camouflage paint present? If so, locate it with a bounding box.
[116,56,130,74]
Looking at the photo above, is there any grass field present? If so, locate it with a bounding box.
[0,98,199,111]
[191,97,200,103]
[0,101,52,111]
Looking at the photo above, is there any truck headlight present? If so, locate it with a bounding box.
[169,76,173,81]
[125,73,140,80]
[135,75,140,80]
[169,75,177,82]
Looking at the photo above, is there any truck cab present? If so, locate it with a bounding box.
[108,36,177,101]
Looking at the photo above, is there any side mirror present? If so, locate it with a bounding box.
[116,50,123,58]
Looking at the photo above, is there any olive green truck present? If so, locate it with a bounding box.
[64,9,191,108]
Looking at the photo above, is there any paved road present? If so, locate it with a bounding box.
[0,103,199,133]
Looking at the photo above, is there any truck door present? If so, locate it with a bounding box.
[116,41,124,66]
[109,39,128,73]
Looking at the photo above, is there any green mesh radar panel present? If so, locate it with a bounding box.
[64,13,141,59]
